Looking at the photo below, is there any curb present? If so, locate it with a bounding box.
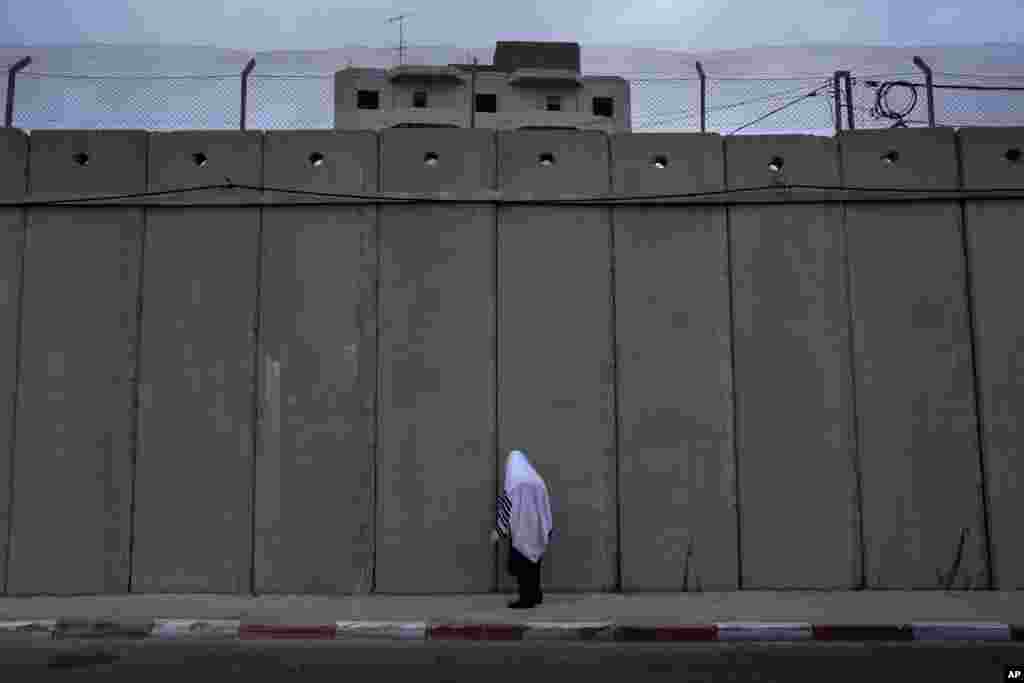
[0,619,1018,642]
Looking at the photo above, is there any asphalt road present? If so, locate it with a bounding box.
[2,637,1023,682]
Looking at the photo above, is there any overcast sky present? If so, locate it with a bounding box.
[2,0,1022,52]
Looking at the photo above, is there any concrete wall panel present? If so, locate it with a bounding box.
[256,131,378,593]
[958,127,1024,589]
[498,130,615,591]
[841,128,986,588]
[132,131,262,593]
[726,135,859,588]
[146,131,263,204]
[0,128,28,594]
[611,133,737,591]
[376,129,496,592]
[8,130,145,595]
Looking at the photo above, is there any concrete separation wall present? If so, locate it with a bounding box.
[841,128,987,589]
[611,133,737,591]
[0,127,1020,595]
[497,130,615,592]
[0,129,27,595]
[7,131,145,595]
[726,135,859,589]
[376,129,496,592]
[256,131,378,594]
[959,126,1024,589]
[132,131,263,593]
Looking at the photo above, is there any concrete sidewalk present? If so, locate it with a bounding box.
[1,591,1023,642]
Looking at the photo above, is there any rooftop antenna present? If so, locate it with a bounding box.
[386,13,413,66]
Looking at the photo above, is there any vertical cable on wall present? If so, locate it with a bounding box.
[954,132,995,590]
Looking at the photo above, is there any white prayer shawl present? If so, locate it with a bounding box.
[499,450,553,564]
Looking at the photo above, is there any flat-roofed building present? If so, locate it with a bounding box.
[334,41,631,132]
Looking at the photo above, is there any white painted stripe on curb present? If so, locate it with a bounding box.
[716,623,813,641]
[0,620,57,632]
[335,621,426,640]
[151,619,241,638]
[523,621,614,640]
[911,623,1011,641]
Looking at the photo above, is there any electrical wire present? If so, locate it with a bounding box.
[5,180,1022,210]
[633,81,828,125]
[727,81,832,134]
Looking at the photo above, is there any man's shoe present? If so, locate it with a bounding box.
[507,600,537,609]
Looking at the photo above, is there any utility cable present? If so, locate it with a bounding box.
[5,180,1024,209]
[727,81,832,135]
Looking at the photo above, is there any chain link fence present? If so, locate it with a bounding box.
[4,56,1023,134]
[11,71,241,129]
[248,74,334,129]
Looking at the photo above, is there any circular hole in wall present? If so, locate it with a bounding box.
[309,152,325,168]
[768,156,784,173]
[538,153,556,167]
[881,150,900,165]
[192,152,208,168]
[424,152,439,167]
[1005,148,1022,163]
[652,155,669,169]
[72,152,89,167]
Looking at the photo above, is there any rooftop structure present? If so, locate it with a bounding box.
[334,41,630,132]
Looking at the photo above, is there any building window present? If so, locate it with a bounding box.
[413,90,428,108]
[475,93,497,113]
[545,95,562,112]
[593,96,614,117]
[357,90,380,110]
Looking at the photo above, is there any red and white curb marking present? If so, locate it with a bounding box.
[0,620,1017,642]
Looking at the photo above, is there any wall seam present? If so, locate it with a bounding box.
[248,132,265,596]
[723,136,743,590]
[361,133,378,596]
[3,132,29,595]
[126,133,150,593]
[493,130,501,594]
[954,131,995,590]
[371,130,382,593]
[836,134,868,590]
[607,132,622,593]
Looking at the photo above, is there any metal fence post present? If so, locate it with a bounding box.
[240,58,255,131]
[833,71,843,135]
[5,57,31,128]
[841,71,856,130]
[695,61,706,133]
[470,57,477,129]
[912,56,936,127]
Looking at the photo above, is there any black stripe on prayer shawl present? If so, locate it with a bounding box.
[496,492,512,537]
